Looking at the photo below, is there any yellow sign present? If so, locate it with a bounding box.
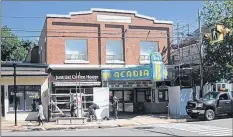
[113,69,150,78]
[210,24,231,44]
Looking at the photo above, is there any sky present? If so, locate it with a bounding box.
[2,1,204,41]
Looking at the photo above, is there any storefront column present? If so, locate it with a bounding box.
[154,89,159,103]
[133,89,136,103]
[4,85,9,116]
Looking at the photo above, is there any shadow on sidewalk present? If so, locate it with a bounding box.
[109,112,185,121]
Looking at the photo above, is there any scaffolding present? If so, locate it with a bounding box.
[170,23,201,88]
[48,87,95,119]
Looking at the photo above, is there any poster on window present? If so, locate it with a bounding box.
[26,91,40,99]
[159,92,163,99]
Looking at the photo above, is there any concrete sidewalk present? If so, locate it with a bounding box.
[1,115,187,132]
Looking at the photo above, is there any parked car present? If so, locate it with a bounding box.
[186,91,233,121]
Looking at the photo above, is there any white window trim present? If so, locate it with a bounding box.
[65,60,89,64]
[140,60,150,64]
[106,60,125,64]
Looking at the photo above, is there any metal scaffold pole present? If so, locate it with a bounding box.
[79,72,82,117]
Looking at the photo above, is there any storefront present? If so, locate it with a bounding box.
[1,64,48,121]
[49,69,102,116]
[102,52,171,114]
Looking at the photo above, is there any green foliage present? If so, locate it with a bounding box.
[201,1,233,27]
[1,26,35,61]
[201,1,233,83]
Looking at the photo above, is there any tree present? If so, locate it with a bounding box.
[1,26,33,61]
[201,1,233,84]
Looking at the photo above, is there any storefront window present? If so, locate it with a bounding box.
[8,85,41,112]
[124,90,133,103]
[136,89,151,102]
[136,91,145,102]
[114,91,123,102]
[158,89,169,102]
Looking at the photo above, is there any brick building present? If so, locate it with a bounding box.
[39,8,173,115]
[39,8,173,66]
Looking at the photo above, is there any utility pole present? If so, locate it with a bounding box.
[177,23,181,86]
[198,9,204,98]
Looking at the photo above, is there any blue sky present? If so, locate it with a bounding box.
[2,1,204,41]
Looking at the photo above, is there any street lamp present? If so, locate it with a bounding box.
[13,63,17,126]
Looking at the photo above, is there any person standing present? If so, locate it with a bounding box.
[38,101,45,126]
[70,100,77,117]
[112,96,118,120]
[31,99,37,112]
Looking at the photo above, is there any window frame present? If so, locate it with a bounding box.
[219,93,229,100]
[64,39,89,64]
[106,40,124,64]
[139,41,159,64]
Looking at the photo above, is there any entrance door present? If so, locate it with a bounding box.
[1,86,5,117]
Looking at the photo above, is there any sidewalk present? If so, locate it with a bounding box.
[1,114,187,132]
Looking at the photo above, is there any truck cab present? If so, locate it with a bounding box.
[186,91,233,121]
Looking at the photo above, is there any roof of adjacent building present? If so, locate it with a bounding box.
[1,70,48,77]
[46,8,173,24]
[1,62,48,77]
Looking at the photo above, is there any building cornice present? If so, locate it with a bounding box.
[47,8,173,24]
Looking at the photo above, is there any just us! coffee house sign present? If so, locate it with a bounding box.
[102,52,168,81]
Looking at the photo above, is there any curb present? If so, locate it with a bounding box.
[2,119,186,132]
[4,123,138,132]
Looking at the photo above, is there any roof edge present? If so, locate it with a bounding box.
[46,8,173,24]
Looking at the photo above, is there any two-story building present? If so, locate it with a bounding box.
[39,8,173,114]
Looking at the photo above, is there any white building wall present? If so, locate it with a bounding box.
[2,77,48,121]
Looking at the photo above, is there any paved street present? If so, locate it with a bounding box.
[2,118,232,136]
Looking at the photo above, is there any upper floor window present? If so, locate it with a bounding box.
[106,40,124,63]
[140,41,158,62]
[65,40,88,61]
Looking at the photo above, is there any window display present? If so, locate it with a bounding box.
[124,90,133,103]
[8,85,41,112]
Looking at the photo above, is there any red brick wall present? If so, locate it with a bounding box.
[44,11,173,65]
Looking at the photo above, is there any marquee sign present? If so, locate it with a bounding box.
[103,66,152,81]
[102,52,168,81]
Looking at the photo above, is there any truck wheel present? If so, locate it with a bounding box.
[205,109,215,121]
